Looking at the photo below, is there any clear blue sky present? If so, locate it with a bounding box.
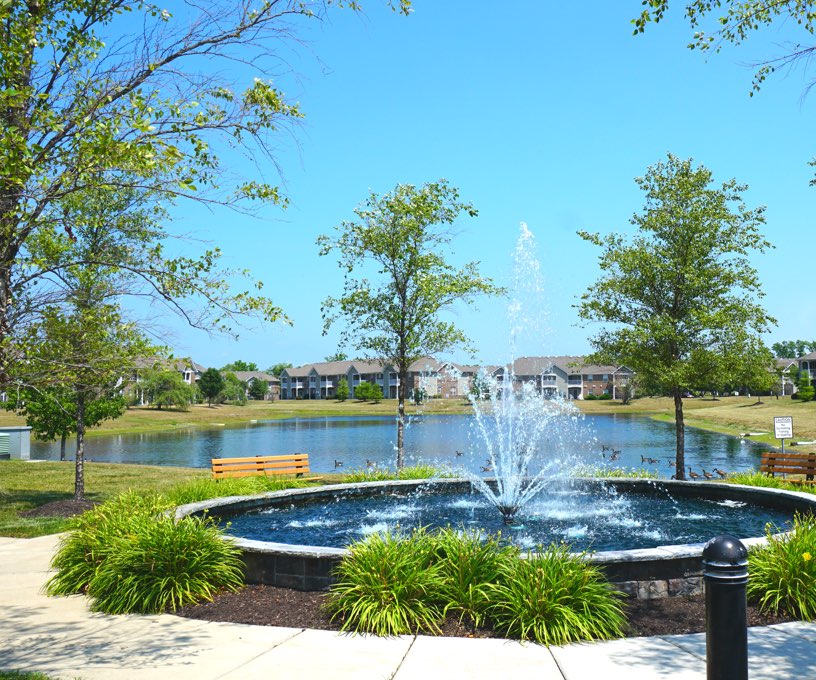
[159,1,815,370]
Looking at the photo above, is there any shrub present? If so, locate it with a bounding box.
[598,393,612,400]
[326,528,445,636]
[47,491,166,596]
[798,386,815,402]
[87,513,244,614]
[431,528,518,626]
[47,491,244,614]
[487,544,625,645]
[584,394,597,400]
[748,514,816,619]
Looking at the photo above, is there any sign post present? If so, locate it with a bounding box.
[774,416,794,453]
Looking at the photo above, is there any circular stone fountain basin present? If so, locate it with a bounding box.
[176,479,816,599]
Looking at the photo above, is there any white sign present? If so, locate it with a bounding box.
[774,416,793,440]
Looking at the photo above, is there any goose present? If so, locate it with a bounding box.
[366,459,376,468]
[610,451,621,461]
[702,469,715,480]
[334,459,343,468]
[455,450,464,457]
[480,465,494,473]
[713,467,728,478]
[602,444,610,452]
[687,467,701,480]
[668,460,676,467]
[648,457,660,464]
[641,455,649,463]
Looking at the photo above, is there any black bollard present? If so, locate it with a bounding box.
[702,534,749,680]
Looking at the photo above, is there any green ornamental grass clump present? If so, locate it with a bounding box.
[748,514,816,619]
[47,491,166,596]
[431,527,518,627]
[87,513,244,614]
[327,528,626,645]
[164,475,310,506]
[340,464,449,483]
[326,528,446,636]
[487,544,626,645]
[47,491,244,614]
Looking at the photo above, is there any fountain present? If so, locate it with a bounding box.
[465,223,585,523]
[174,225,816,597]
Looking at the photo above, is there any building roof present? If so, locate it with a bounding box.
[798,352,816,362]
[227,371,280,384]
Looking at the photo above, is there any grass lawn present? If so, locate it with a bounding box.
[577,395,816,452]
[0,460,206,538]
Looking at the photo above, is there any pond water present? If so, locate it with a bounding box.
[30,413,769,476]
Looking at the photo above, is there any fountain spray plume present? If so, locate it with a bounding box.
[466,223,583,523]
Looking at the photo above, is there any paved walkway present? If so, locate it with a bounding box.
[2,535,816,679]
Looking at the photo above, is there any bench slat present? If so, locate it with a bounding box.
[760,452,816,484]
[212,454,309,465]
[211,453,321,481]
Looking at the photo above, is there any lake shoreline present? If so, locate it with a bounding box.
[5,395,814,454]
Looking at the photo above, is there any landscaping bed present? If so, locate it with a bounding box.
[175,584,797,639]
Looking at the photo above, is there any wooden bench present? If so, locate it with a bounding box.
[760,451,816,484]
[211,454,322,481]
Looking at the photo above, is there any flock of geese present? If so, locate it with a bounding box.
[333,446,730,479]
[598,444,729,479]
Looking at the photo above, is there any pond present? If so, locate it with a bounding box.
[30,413,769,475]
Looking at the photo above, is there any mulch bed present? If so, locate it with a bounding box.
[19,499,98,518]
[175,584,798,639]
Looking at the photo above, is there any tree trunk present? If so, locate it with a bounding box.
[60,433,67,462]
[74,392,86,500]
[396,368,407,470]
[673,390,686,481]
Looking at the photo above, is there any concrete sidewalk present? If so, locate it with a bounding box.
[2,535,816,679]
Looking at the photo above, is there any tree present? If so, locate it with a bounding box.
[798,371,815,402]
[633,2,816,94]
[731,341,777,401]
[772,340,816,358]
[336,378,350,402]
[578,154,775,479]
[198,368,225,407]
[141,370,196,411]
[0,0,410,380]
[247,379,269,400]
[354,381,374,402]
[23,304,148,499]
[324,352,349,362]
[370,383,384,403]
[318,180,503,468]
[3,385,125,461]
[221,361,259,372]
[267,363,293,377]
[220,373,248,404]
